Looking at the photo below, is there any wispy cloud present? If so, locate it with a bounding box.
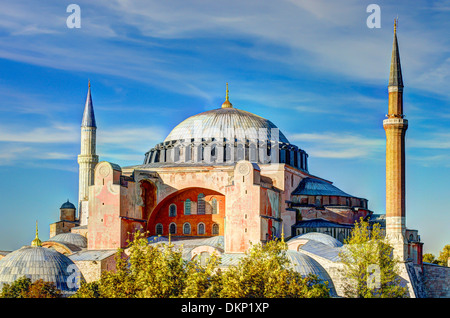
[289,132,385,159]
[0,0,448,102]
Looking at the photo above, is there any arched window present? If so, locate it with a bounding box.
[198,223,205,235]
[184,199,191,215]
[169,204,177,217]
[211,198,218,214]
[197,193,205,215]
[212,223,219,235]
[156,223,163,235]
[169,223,177,235]
[183,222,191,235]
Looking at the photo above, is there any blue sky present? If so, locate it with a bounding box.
[0,0,448,255]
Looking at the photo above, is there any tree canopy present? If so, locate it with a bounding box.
[72,232,330,298]
[338,218,408,298]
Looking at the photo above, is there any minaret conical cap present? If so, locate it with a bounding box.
[81,80,97,128]
[388,19,403,88]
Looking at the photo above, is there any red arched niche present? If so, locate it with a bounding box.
[148,187,225,237]
[140,180,157,221]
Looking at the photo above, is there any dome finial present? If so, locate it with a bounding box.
[88,79,91,88]
[31,220,42,247]
[394,17,397,34]
[221,82,233,108]
[226,82,229,101]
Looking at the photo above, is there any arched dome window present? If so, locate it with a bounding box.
[197,193,205,215]
[169,204,177,217]
[184,199,191,215]
[212,223,219,235]
[198,223,205,235]
[156,223,163,235]
[183,222,191,235]
[211,198,218,214]
[169,223,177,235]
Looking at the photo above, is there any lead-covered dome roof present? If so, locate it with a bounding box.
[288,232,344,248]
[141,88,309,172]
[48,233,87,248]
[0,246,83,295]
[60,200,76,210]
[164,107,290,144]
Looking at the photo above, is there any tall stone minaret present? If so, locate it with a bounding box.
[77,81,99,226]
[383,20,408,261]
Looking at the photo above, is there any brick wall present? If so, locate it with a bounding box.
[422,263,450,298]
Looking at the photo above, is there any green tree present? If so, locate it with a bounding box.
[73,231,220,298]
[423,253,438,264]
[338,218,408,298]
[437,244,450,267]
[218,240,330,298]
[72,232,330,298]
[1,276,62,298]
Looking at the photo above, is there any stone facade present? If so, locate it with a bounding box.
[422,264,450,298]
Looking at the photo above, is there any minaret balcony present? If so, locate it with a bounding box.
[383,117,408,127]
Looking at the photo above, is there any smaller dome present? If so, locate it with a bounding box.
[289,232,343,248]
[48,233,87,248]
[0,246,83,295]
[286,250,337,296]
[60,200,76,210]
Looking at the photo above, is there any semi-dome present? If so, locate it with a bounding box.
[0,246,83,295]
[48,233,87,248]
[286,250,337,296]
[289,232,344,248]
[164,107,290,144]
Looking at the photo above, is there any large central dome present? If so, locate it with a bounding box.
[142,86,308,172]
[164,107,290,144]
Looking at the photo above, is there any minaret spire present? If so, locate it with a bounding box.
[77,80,99,226]
[82,80,97,128]
[388,18,403,96]
[383,21,408,261]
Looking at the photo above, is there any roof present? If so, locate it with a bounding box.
[368,214,386,227]
[289,232,343,248]
[81,83,96,128]
[286,250,337,297]
[60,200,76,210]
[297,240,342,262]
[47,233,87,248]
[69,249,116,262]
[293,218,354,229]
[0,246,83,295]
[292,177,354,197]
[163,107,290,144]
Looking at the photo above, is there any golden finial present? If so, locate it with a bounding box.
[221,82,233,108]
[88,79,91,88]
[394,17,398,34]
[31,221,42,247]
[226,82,229,101]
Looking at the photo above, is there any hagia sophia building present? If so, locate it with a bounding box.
[0,23,448,298]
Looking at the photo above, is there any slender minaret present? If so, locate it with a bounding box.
[77,80,98,226]
[383,20,408,261]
